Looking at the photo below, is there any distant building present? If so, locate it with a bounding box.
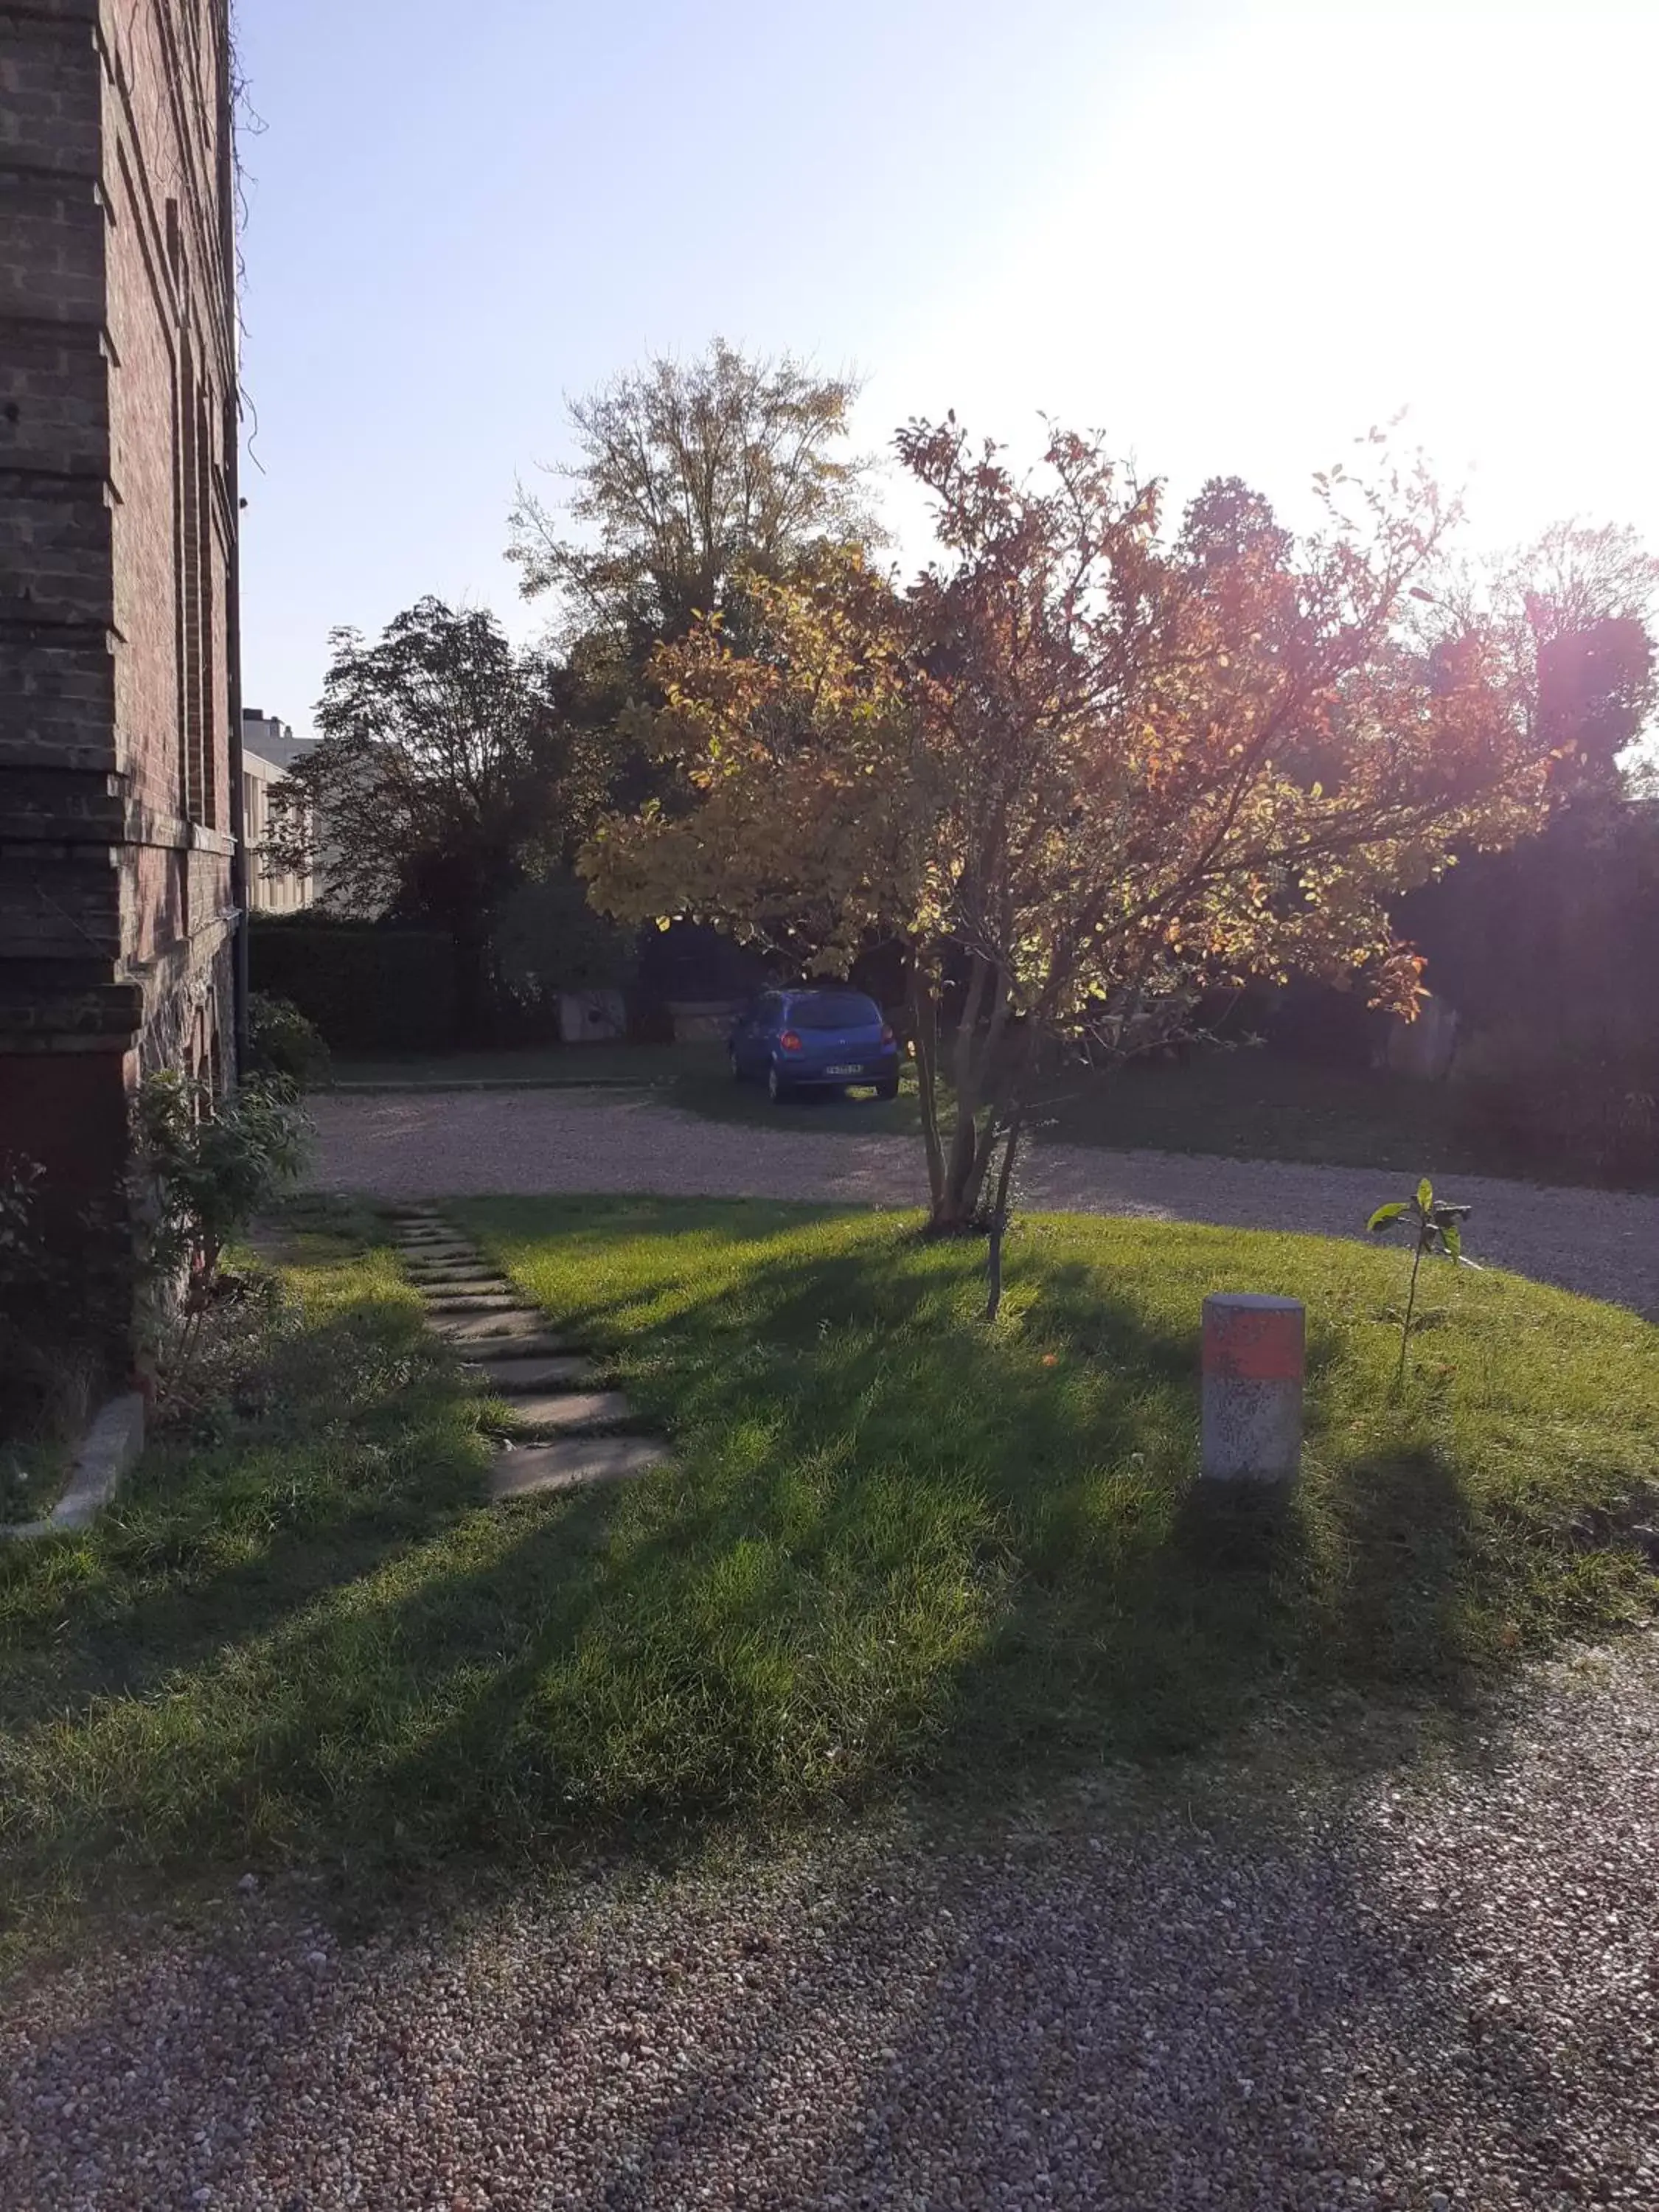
[0,0,242,1363]
[240,709,315,913]
[240,708,312,773]
[240,757,312,915]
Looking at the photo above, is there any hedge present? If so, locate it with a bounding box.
[248,919,457,1051]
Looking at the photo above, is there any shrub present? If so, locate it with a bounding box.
[248,918,456,1051]
[133,1072,310,1378]
[1453,1023,1659,1183]
[248,992,333,1091]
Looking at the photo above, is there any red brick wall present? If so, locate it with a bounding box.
[102,0,237,1009]
[0,0,240,1370]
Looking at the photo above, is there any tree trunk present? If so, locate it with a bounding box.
[984,1107,1025,1323]
[926,956,994,1230]
[925,955,1029,1232]
[911,961,947,1217]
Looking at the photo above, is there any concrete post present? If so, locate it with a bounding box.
[1201,1293,1304,1484]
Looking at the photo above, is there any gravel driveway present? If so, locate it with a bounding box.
[7,1640,1659,2210]
[307,1089,1659,1318]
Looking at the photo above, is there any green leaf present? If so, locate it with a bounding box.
[1416,1178,1433,1212]
[1441,1224,1461,1262]
[1367,1202,1408,1231]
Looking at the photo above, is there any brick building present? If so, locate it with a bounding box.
[1,0,243,1355]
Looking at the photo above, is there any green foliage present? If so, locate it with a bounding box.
[248,992,332,1092]
[508,337,880,650]
[1453,1019,1659,1186]
[249,917,457,1051]
[262,598,593,1040]
[1367,1176,1476,1385]
[493,870,639,1004]
[1401,801,1659,1183]
[264,598,566,925]
[132,1073,310,1370]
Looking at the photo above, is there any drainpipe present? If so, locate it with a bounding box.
[220,6,249,1082]
[226,482,248,1083]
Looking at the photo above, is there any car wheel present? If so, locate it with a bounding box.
[767,1062,793,1104]
[874,1078,900,1102]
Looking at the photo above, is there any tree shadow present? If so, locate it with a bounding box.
[0,1204,1590,1941]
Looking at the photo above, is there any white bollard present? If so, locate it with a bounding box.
[1201,1293,1304,1484]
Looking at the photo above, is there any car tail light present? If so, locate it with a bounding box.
[880,1024,895,1044]
[779,1029,804,1054]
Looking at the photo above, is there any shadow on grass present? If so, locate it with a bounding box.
[0,1293,479,1723]
[3,1200,1639,1937]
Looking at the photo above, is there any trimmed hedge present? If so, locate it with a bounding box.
[249,919,456,1051]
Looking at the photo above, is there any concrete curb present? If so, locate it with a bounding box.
[1,1391,146,1540]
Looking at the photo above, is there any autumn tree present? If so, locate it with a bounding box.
[1437,519,1659,804]
[585,421,1551,1239]
[266,598,574,1040]
[507,337,881,658]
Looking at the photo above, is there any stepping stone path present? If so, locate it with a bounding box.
[387,1208,669,1502]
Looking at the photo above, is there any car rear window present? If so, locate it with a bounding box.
[790,993,883,1029]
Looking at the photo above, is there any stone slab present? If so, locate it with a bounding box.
[433,1310,556,1344]
[1,1391,145,1541]
[487,1390,634,1434]
[488,1435,667,1499]
[422,1293,523,1313]
[463,1352,597,1391]
[451,1329,578,1360]
[414,1279,515,1298]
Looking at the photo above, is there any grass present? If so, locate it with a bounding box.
[327,1037,1588,1185]
[2,1193,1655,1947]
[327,1043,686,1088]
[0,1439,74,1525]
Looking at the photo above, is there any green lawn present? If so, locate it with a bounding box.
[667,1045,1482,1172]
[325,1039,1564,1183]
[0,1438,72,1526]
[2,1194,1655,1944]
[328,1043,687,1088]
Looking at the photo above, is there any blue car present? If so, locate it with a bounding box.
[729,988,902,1103]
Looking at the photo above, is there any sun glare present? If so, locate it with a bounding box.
[872,0,1658,553]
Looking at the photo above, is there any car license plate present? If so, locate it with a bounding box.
[825,1062,862,1077]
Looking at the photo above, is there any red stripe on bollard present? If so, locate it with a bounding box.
[1202,1299,1304,1383]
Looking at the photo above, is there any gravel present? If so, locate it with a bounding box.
[6,1638,1659,2210]
[306,1088,1659,1318]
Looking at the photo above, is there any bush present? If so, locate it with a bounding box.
[1454,1023,1659,1183]
[133,1072,310,1382]
[248,992,332,1091]
[249,918,456,1051]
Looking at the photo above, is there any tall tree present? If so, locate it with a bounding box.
[585,422,1551,1235]
[507,338,880,657]
[265,599,570,1039]
[1438,520,1659,802]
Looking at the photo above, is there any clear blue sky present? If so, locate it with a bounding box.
[234,0,1659,735]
